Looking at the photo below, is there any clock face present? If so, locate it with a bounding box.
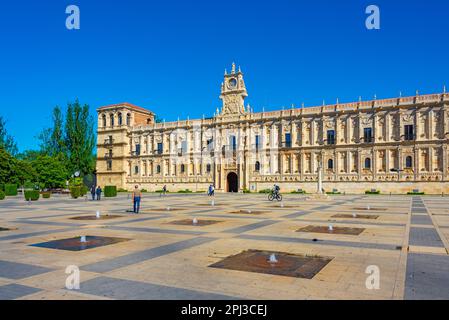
[228,78,237,89]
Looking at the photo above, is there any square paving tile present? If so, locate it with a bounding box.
[297,225,365,235]
[30,236,131,251]
[0,284,41,300]
[209,249,333,279]
[228,210,267,215]
[0,260,53,280]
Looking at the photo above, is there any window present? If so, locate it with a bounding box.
[181,141,187,154]
[405,156,413,168]
[364,158,371,169]
[285,133,291,148]
[157,143,163,155]
[134,166,139,175]
[327,130,335,145]
[206,164,211,173]
[110,114,115,127]
[156,165,161,174]
[135,144,141,156]
[255,161,261,172]
[404,125,414,141]
[107,160,112,171]
[207,139,214,151]
[230,135,237,151]
[328,159,334,170]
[255,135,260,150]
[102,115,107,127]
[364,128,373,143]
[118,113,123,126]
[181,164,185,173]
[126,113,131,126]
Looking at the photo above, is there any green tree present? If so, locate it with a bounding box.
[0,116,18,156]
[32,154,68,189]
[38,106,65,156]
[64,100,95,176]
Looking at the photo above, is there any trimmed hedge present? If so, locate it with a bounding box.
[5,184,18,196]
[42,192,51,199]
[0,190,5,200]
[258,189,272,194]
[407,192,425,195]
[70,187,81,199]
[80,186,89,196]
[155,189,169,193]
[177,189,193,193]
[117,188,128,193]
[291,190,306,194]
[25,190,40,201]
[104,186,117,197]
[365,190,380,195]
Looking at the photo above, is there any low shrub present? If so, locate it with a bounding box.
[243,188,251,193]
[25,190,40,201]
[155,189,169,193]
[291,189,306,194]
[365,190,380,195]
[0,190,5,200]
[258,189,271,194]
[407,192,425,195]
[117,188,128,193]
[104,186,117,197]
[80,186,89,196]
[326,191,342,195]
[140,189,148,193]
[4,184,18,196]
[178,189,193,193]
[70,187,81,199]
[41,192,51,199]
[0,183,4,191]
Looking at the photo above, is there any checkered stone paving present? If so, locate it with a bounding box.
[0,193,449,299]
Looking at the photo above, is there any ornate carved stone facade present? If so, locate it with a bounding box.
[96,64,449,194]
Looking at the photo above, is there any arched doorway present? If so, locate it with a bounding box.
[227,172,238,192]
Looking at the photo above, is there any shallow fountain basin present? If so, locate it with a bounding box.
[331,214,379,220]
[169,219,222,226]
[228,210,267,215]
[70,215,123,220]
[210,249,333,279]
[352,207,387,211]
[30,236,130,251]
[0,227,16,232]
[297,225,365,235]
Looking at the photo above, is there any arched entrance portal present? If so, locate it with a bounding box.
[227,172,239,193]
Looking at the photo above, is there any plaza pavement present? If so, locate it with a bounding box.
[0,192,448,300]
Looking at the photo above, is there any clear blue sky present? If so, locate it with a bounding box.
[0,0,448,152]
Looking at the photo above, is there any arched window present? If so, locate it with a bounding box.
[156,165,161,174]
[110,114,115,127]
[126,113,131,126]
[255,161,261,172]
[364,157,371,169]
[206,164,211,173]
[181,164,185,173]
[406,156,413,168]
[328,159,334,170]
[134,166,139,175]
[118,113,123,126]
[102,114,107,127]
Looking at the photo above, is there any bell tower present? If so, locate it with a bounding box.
[219,63,248,115]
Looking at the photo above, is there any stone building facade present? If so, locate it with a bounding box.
[96,64,449,194]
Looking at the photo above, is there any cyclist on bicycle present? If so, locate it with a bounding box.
[273,184,280,196]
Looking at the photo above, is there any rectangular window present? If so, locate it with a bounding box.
[157,143,163,154]
[230,136,237,151]
[404,125,414,141]
[181,141,187,154]
[255,135,260,150]
[135,144,141,156]
[285,133,291,148]
[364,128,373,143]
[107,160,112,171]
[327,130,335,145]
[207,139,214,151]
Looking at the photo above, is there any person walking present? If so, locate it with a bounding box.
[133,185,142,214]
[96,186,102,201]
[90,185,96,201]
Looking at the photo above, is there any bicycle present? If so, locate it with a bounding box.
[268,191,283,201]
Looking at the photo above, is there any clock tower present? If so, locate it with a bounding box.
[219,63,248,115]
